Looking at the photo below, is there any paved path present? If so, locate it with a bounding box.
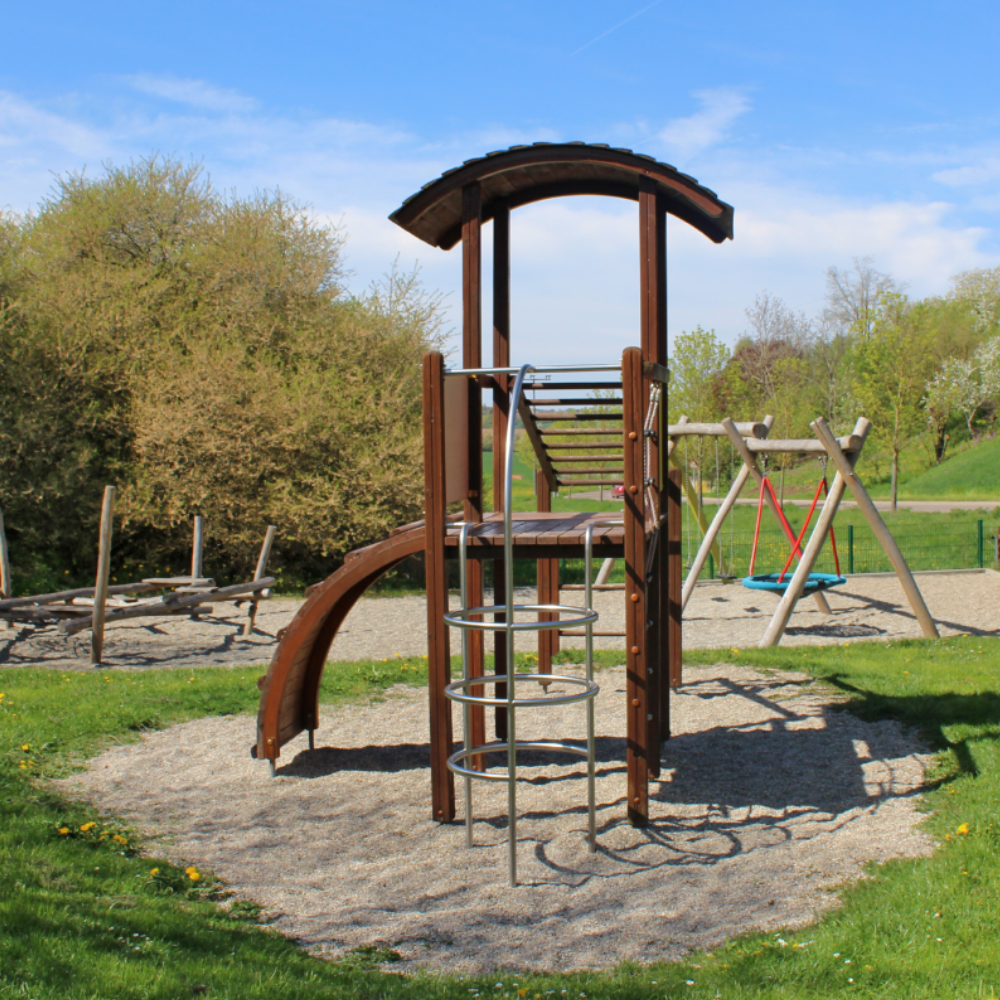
[572,490,999,513]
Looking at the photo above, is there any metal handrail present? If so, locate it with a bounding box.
[441,362,605,886]
[445,363,620,376]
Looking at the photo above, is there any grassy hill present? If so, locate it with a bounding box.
[873,435,1000,500]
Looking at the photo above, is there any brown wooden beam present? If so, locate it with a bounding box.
[422,351,455,822]
[535,469,559,675]
[461,183,486,759]
[622,347,649,826]
[492,199,510,741]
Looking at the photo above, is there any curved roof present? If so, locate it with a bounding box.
[389,142,734,249]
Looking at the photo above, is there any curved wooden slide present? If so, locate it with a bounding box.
[253,520,426,766]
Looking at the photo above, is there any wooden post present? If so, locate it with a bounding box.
[536,469,558,678]
[813,416,939,639]
[667,466,683,690]
[243,524,277,638]
[190,515,204,581]
[423,352,455,822]
[462,183,486,756]
[721,418,833,616]
[681,415,774,609]
[492,198,511,738]
[640,185,667,764]
[0,506,10,632]
[622,347,649,826]
[758,419,868,647]
[90,486,116,666]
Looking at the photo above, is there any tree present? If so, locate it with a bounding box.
[668,326,732,499]
[950,267,1000,335]
[0,157,445,585]
[737,293,813,502]
[824,256,899,340]
[853,293,936,511]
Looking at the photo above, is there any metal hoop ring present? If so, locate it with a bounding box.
[448,740,590,782]
[443,603,598,633]
[445,672,599,708]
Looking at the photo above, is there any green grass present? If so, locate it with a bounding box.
[875,435,1000,500]
[4,637,1000,998]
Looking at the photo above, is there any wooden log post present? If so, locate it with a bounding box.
[492,198,510,740]
[681,415,774,609]
[721,418,833,617]
[423,351,455,822]
[536,469,558,680]
[813,416,939,639]
[758,418,868,647]
[0,505,11,631]
[640,185,667,762]
[191,515,205,581]
[243,525,277,638]
[90,486,116,666]
[622,346,650,826]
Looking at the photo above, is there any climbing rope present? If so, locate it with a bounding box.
[642,385,661,530]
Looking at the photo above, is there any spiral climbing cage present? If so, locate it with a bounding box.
[443,362,605,887]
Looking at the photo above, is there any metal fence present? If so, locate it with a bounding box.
[557,519,989,585]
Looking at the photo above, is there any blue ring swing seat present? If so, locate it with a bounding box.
[743,571,846,595]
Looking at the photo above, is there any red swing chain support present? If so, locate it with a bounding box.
[748,476,841,581]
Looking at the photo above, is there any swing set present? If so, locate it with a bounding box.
[670,413,939,647]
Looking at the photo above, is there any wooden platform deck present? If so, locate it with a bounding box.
[444,512,624,558]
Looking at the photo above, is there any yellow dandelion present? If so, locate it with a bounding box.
[21,744,30,752]
[58,827,69,835]
[149,868,159,876]
[187,870,201,882]
[80,822,97,832]
[113,834,128,845]
[957,823,970,835]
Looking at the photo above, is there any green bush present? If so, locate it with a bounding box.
[0,157,445,588]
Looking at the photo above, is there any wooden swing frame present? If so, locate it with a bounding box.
[672,415,939,647]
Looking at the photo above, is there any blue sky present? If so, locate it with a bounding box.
[2,0,999,363]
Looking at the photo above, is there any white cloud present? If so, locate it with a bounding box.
[933,158,1000,187]
[0,90,105,159]
[2,79,998,364]
[125,74,259,114]
[658,87,752,160]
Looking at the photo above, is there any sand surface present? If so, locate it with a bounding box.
[61,663,934,973]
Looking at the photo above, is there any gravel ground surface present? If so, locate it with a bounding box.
[59,663,934,973]
[3,569,997,670]
[32,569,964,970]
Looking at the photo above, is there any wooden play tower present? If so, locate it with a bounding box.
[401,143,734,827]
[253,143,734,831]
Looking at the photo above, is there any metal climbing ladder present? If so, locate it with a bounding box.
[443,363,607,886]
